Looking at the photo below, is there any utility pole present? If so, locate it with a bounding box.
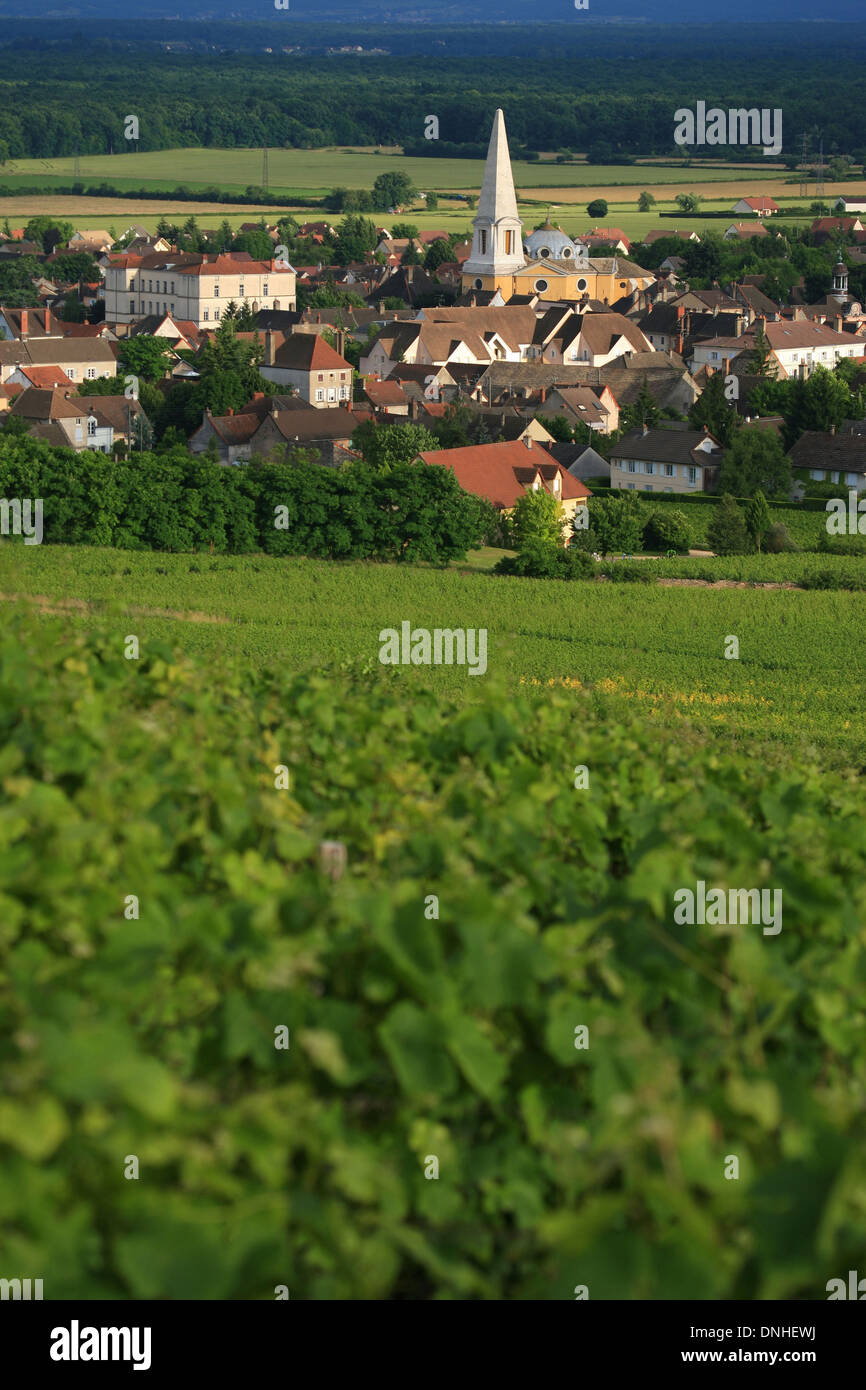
[799,132,809,199]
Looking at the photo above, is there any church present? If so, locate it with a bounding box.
[461,109,654,307]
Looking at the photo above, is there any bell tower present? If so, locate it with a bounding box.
[463,109,526,288]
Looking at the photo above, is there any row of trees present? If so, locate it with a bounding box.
[0,434,487,561]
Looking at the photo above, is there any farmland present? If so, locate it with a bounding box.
[1,544,863,766]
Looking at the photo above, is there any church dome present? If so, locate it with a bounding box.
[524,222,580,262]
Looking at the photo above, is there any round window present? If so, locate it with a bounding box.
[562,247,572,258]
[534,279,549,293]
[539,247,550,259]
[577,278,588,291]
[474,278,483,290]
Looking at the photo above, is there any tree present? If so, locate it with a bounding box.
[424,192,439,211]
[390,223,419,239]
[586,198,608,218]
[509,487,564,550]
[24,216,74,253]
[585,491,644,554]
[350,420,438,470]
[787,364,852,440]
[59,291,85,323]
[233,229,275,262]
[620,378,660,433]
[638,191,656,212]
[642,508,690,553]
[688,373,738,447]
[745,490,771,551]
[372,171,418,212]
[717,427,791,499]
[333,215,379,266]
[748,321,777,377]
[707,494,751,555]
[675,193,702,214]
[119,336,173,383]
[543,415,574,443]
[424,238,455,273]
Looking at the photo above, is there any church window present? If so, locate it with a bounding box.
[480,230,487,254]
[534,279,549,292]
[474,278,484,290]
[577,279,588,292]
[505,230,514,255]
[539,247,550,259]
[562,247,572,258]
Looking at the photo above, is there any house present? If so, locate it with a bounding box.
[0,336,117,386]
[693,319,864,377]
[102,251,296,328]
[363,377,410,416]
[811,216,864,244]
[8,387,116,452]
[0,239,42,258]
[418,437,591,538]
[582,228,631,253]
[5,364,74,391]
[642,229,701,245]
[725,223,769,241]
[260,331,353,405]
[538,383,619,433]
[731,196,779,218]
[67,229,115,254]
[835,198,866,215]
[189,400,369,466]
[609,427,724,494]
[549,442,611,484]
[0,306,61,340]
[788,430,866,485]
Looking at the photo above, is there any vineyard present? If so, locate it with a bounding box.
[1,545,864,762]
[1,608,865,1299]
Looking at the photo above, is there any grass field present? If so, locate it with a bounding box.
[2,544,863,766]
[1,144,855,241]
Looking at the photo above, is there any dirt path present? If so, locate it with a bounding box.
[0,592,229,622]
[657,577,802,590]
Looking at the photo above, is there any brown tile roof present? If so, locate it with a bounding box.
[789,430,866,472]
[272,334,351,371]
[16,365,74,388]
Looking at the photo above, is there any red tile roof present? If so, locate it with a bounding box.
[419,440,591,509]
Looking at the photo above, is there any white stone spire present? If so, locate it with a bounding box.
[463,109,525,279]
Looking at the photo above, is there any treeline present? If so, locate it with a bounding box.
[0,437,486,561]
[2,28,866,160]
[0,182,322,209]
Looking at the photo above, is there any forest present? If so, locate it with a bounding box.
[1,24,866,163]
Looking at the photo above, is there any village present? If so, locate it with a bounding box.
[2,108,865,542]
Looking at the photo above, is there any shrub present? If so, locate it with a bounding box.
[604,558,653,583]
[585,491,644,554]
[764,522,798,553]
[495,543,595,580]
[642,508,691,554]
[706,494,752,556]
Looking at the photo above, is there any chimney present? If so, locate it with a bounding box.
[265,330,275,367]
[541,386,547,404]
[227,407,234,416]
[44,307,51,333]
[677,305,684,320]
[20,309,28,336]
[270,403,278,419]
[642,423,649,437]
[253,392,264,400]
[524,434,532,448]
[378,300,385,315]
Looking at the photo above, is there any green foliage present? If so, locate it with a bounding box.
[745,491,772,552]
[118,336,173,384]
[0,435,482,562]
[2,609,865,1297]
[675,192,702,213]
[350,420,438,471]
[620,380,660,434]
[638,191,656,211]
[495,543,595,579]
[509,487,564,550]
[586,490,645,554]
[23,215,74,253]
[333,215,379,266]
[717,428,791,500]
[372,171,418,212]
[688,373,738,447]
[586,198,608,218]
[706,493,751,555]
[642,508,691,553]
[764,521,798,553]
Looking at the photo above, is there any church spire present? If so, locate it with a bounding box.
[463,109,525,280]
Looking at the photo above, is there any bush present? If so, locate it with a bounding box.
[706,494,752,556]
[642,508,691,554]
[585,491,644,554]
[603,558,653,583]
[495,543,595,580]
[764,522,798,553]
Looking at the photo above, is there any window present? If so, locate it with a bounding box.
[340,372,346,381]
[214,309,220,320]
[627,461,636,473]
[688,466,698,485]
[627,482,635,490]
[710,351,719,361]
[129,299,135,314]
[317,374,324,382]
[474,278,483,291]
[480,230,487,255]
[643,485,653,491]
[214,285,220,297]
[263,281,269,295]
[645,463,654,475]
[534,279,549,293]
[505,230,513,255]
[163,281,167,293]
[315,389,324,402]
[87,418,96,436]
[171,282,175,294]
[327,388,336,401]
[239,284,245,297]
[148,280,152,291]
[664,487,673,493]
[86,368,96,379]
[203,310,209,321]
[171,304,174,314]
[339,386,349,399]
[664,464,674,477]
[67,368,76,379]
